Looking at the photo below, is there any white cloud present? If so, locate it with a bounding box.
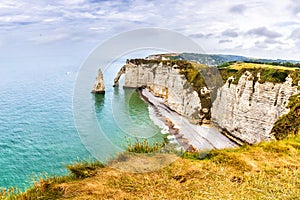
[42,18,61,23]
[219,39,232,44]
[246,27,282,38]
[222,29,239,38]
[229,4,247,14]
[0,1,23,9]
[290,28,300,41]
[62,0,86,5]
[0,0,299,60]
[29,33,70,44]
[0,15,32,23]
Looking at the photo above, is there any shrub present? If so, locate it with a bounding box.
[66,160,105,179]
[126,139,166,154]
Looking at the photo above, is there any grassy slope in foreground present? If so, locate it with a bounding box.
[3,135,300,200]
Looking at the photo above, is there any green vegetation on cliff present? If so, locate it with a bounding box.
[3,135,300,199]
[272,93,300,140]
[218,62,300,85]
[129,58,300,88]
[126,139,166,153]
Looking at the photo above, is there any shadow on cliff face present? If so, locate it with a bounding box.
[199,67,224,102]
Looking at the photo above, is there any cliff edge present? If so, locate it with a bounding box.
[114,59,211,124]
[114,57,299,144]
[212,71,298,143]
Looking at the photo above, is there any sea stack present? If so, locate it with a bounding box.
[92,69,105,94]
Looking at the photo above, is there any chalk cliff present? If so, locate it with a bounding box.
[212,72,299,144]
[114,58,299,144]
[114,59,210,124]
[92,69,105,94]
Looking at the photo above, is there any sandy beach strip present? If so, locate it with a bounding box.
[139,88,238,151]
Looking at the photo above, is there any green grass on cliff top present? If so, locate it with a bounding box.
[3,135,300,200]
[128,58,300,86]
[218,62,300,85]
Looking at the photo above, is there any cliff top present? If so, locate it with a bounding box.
[126,58,209,96]
[218,62,300,85]
[126,58,206,69]
[228,62,300,71]
[126,57,300,86]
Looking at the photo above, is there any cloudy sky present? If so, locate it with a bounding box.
[1,0,300,61]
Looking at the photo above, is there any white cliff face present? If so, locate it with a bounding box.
[92,69,105,94]
[114,61,205,123]
[114,60,299,144]
[212,71,299,144]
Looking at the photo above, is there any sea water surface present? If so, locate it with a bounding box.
[0,56,163,189]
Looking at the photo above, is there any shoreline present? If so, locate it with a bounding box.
[138,88,191,150]
[138,87,238,151]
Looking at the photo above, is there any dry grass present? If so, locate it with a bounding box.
[230,62,299,71]
[219,62,300,86]
[2,135,300,200]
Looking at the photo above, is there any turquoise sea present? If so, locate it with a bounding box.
[0,56,163,189]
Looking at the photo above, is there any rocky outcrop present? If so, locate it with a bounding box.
[114,59,209,124]
[92,69,105,94]
[212,71,299,144]
[113,66,126,87]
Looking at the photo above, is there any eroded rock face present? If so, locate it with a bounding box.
[212,71,299,144]
[114,59,299,144]
[114,60,205,123]
[92,69,105,94]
